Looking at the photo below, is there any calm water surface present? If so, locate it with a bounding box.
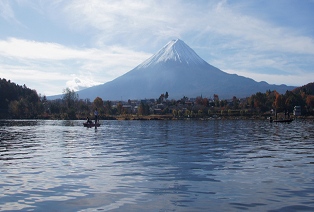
[0,119,313,211]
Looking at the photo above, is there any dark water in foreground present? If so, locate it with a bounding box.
[0,119,313,211]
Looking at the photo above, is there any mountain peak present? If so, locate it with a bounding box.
[70,39,295,101]
[137,39,207,69]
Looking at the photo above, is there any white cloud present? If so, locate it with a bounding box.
[66,75,102,91]
[0,37,150,63]
[0,65,68,82]
[0,37,151,95]
[0,37,99,60]
[0,65,69,95]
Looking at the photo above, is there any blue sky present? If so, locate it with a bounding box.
[0,0,313,96]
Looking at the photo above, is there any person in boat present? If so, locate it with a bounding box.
[86,117,92,124]
[269,116,273,123]
[94,108,98,124]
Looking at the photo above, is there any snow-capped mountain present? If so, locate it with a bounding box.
[70,39,294,100]
[137,39,207,68]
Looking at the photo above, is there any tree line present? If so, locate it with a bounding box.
[0,78,43,119]
[0,78,313,119]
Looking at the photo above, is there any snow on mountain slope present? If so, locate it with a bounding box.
[137,39,207,69]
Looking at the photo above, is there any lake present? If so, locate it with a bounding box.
[0,119,313,211]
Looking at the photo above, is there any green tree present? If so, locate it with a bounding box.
[232,96,239,109]
[214,94,219,107]
[138,101,149,115]
[1,78,43,118]
[62,88,78,109]
[172,109,177,117]
[198,110,203,117]
[8,100,19,118]
[165,92,169,100]
[158,93,165,103]
[184,109,190,117]
[62,88,79,119]
[104,100,112,115]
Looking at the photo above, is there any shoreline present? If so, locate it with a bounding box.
[2,115,313,121]
[100,114,314,121]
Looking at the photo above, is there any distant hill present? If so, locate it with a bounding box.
[51,39,296,100]
[293,82,314,95]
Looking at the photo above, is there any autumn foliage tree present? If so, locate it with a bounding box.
[93,97,104,115]
[306,95,314,114]
[273,91,285,112]
[195,96,203,105]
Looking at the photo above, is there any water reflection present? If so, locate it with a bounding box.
[0,119,313,211]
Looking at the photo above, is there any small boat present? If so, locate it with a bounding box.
[269,109,293,123]
[273,119,293,123]
[83,122,100,128]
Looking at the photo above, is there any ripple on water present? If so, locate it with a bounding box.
[0,119,313,211]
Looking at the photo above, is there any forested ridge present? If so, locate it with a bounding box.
[292,82,314,95]
[0,78,313,119]
[0,78,42,119]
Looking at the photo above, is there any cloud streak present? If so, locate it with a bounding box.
[63,0,314,55]
[0,37,150,95]
[0,0,15,21]
[205,2,314,55]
